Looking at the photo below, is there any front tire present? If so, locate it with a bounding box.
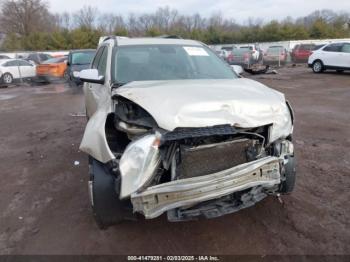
[279,155,296,194]
[312,60,324,73]
[89,157,125,229]
[2,73,13,84]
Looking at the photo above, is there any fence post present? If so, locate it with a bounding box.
[278,50,281,67]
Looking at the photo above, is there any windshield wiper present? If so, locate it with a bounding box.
[111,82,127,89]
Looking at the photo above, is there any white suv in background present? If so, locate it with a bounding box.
[308,42,350,73]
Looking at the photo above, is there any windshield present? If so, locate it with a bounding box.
[112,45,236,84]
[71,51,95,65]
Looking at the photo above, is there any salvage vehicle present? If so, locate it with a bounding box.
[308,42,350,73]
[227,47,255,68]
[66,49,96,87]
[239,44,262,61]
[78,36,296,228]
[215,49,228,60]
[263,46,288,66]
[0,59,36,85]
[291,44,315,63]
[36,56,68,83]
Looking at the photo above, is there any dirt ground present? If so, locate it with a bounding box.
[0,66,349,256]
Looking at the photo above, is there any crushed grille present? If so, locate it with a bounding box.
[162,125,236,143]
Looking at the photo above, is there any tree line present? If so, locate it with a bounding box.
[0,0,349,51]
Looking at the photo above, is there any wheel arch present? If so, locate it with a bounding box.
[312,59,324,66]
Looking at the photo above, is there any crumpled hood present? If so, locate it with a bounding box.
[113,78,293,142]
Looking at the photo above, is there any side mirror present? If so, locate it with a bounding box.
[230,65,244,75]
[78,69,105,84]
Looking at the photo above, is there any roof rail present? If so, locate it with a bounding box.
[98,36,128,45]
[157,35,183,39]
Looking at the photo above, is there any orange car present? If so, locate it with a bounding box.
[36,56,68,82]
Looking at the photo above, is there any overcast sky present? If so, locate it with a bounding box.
[48,0,350,23]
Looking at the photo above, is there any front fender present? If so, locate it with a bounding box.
[80,111,115,163]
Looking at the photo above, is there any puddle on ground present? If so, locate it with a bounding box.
[0,94,17,101]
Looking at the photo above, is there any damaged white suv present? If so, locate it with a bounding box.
[78,36,296,228]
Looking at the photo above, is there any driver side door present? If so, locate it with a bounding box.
[84,45,109,118]
[18,60,36,78]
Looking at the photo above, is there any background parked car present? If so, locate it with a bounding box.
[227,47,255,68]
[36,56,68,83]
[263,46,288,66]
[23,52,53,65]
[215,49,228,60]
[219,46,237,62]
[0,55,10,59]
[239,45,262,61]
[291,44,316,63]
[221,45,236,53]
[66,49,95,87]
[308,42,350,73]
[0,59,36,85]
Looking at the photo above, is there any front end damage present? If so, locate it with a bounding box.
[115,119,294,221]
[80,79,296,222]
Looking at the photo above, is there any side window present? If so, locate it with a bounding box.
[341,44,350,53]
[97,47,108,76]
[19,60,32,66]
[5,61,18,67]
[323,43,342,52]
[92,47,104,69]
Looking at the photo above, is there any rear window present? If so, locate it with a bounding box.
[299,45,315,51]
[240,46,253,50]
[43,57,67,64]
[221,47,233,51]
[40,54,52,60]
[267,46,284,54]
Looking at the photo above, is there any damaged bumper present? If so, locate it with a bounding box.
[131,156,280,219]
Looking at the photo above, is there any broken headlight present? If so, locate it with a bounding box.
[115,97,158,128]
[119,134,161,199]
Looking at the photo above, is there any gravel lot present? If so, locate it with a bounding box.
[0,66,349,255]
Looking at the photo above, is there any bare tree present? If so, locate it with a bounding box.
[153,6,178,31]
[127,13,141,36]
[74,6,98,29]
[0,0,55,36]
[97,13,126,34]
[57,11,72,30]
